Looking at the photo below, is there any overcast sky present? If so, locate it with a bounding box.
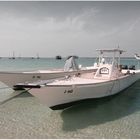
[0,1,140,57]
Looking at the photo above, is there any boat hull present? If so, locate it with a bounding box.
[0,71,72,89]
[29,73,140,109]
[0,68,96,89]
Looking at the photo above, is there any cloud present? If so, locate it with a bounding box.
[0,2,140,57]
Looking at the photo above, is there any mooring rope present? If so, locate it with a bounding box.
[0,89,31,105]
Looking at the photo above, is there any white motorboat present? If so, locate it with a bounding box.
[14,49,140,110]
[134,53,140,60]
[0,56,97,90]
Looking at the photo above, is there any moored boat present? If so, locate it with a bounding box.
[14,49,140,109]
[0,56,97,90]
[134,53,140,60]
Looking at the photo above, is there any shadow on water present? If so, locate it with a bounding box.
[61,80,140,131]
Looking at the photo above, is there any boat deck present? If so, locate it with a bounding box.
[23,69,63,74]
[47,77,108,86]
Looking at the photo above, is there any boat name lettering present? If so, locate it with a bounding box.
[32,76,41,79]
[64,89,73,94]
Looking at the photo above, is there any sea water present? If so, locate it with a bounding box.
[0,57,140,138]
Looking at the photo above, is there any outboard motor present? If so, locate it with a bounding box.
[129,65,135,70]
[121,65,128,70]
[64,56,79,71]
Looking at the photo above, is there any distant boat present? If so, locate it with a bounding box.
[31,57,34,59]
[9,52,15,59]
[56,55,62,60]
[134,53,140,60]
[29,53,40,59]
[37,53,40,59]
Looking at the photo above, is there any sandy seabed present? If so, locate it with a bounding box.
[0,82,140,139]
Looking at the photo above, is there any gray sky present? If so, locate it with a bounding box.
[0,1,140,57]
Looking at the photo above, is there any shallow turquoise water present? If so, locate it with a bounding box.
[0,57,140,138]
[0,57,139,71]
